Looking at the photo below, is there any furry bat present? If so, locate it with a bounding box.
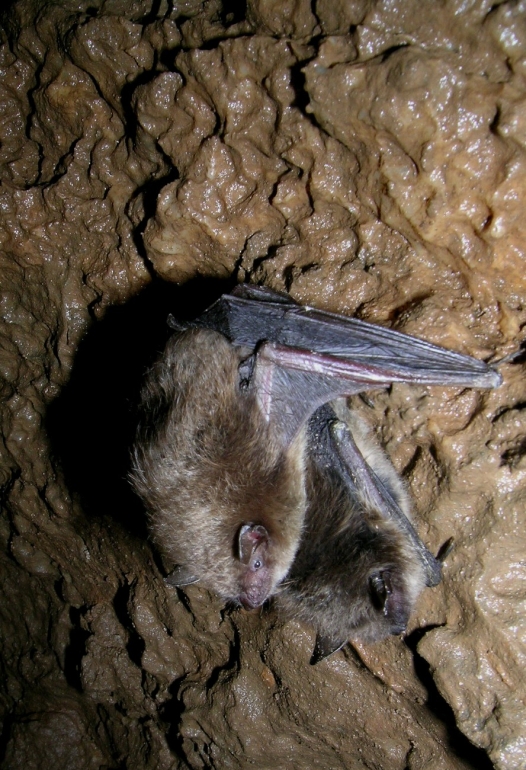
[130,285,501,611]
[277,402,438,663]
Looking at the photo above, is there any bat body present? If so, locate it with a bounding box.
[277,403,430,662]
[131,327,306,608]
[130,285,500,623]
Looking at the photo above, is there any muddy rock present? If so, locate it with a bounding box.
[0,1,525,768]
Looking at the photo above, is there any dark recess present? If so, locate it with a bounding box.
[405,627,495,770]
[46,276,235,538]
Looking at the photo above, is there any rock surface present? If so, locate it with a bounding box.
[1,1,525,768]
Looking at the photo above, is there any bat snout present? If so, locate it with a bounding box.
[388,621,407,636]
[239,594,263,610]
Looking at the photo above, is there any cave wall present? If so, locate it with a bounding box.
[1,1,525,768]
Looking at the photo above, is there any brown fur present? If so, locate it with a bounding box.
[130,328,307,604]
[276,403,427,646]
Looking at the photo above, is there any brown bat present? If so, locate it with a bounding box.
[276,402,438,662]
[130,285,500,617]
[131,321,307,609]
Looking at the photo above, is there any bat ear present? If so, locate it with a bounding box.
[238,524,269,567]
[310,634,347,664]
[164,565,199,587]
[369,569,408,635]
[369,569,392,609]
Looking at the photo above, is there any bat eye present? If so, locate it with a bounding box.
[252,558,262,570]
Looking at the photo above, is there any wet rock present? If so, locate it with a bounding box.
[1,1,525,768]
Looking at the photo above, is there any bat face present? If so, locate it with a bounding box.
[130,285,500,630]
[130,327,307,607]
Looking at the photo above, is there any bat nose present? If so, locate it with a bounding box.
[239,592,264,610]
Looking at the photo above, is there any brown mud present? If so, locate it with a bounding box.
[1,1,525,768]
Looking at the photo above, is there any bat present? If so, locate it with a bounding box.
[276,401,440,663]
[130,285,501,616]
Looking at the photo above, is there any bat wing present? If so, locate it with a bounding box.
[191,285,501,448]
[328,416,442,587]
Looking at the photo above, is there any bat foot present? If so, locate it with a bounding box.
[164,565,199,587]
[310,634,347,664]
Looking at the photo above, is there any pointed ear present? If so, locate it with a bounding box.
[238,524,269,565]
[310,634,347,664]
[369,569,392,610]
[369,569,408,635]
[164,565,199,587]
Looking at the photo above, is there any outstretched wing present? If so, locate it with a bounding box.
[192,285,501,448]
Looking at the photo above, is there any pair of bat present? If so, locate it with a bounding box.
[130,285,501,662]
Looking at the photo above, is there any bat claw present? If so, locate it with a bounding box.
[164,566,199,587]
[310,634,347,664]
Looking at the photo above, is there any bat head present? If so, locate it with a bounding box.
[237,523,272,608]
[310,558,418,662]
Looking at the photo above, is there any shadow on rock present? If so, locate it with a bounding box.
[47,276,235,537]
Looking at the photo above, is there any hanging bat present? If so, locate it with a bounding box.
[276,401,440,663]
[130,284,500,614]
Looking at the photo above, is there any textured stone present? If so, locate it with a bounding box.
[1,1,525,768]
